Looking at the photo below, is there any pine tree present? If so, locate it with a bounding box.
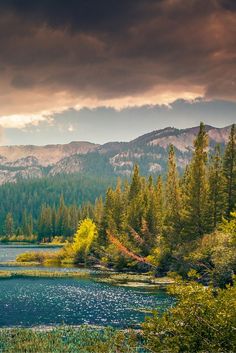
[208,145,225,228]
[146,175,157,235]
[101,187,117,241]
[69,204,79,235]
[128,165,146,233]
[57,195,70,237]
[60,207,70,237]
[38,205,52,242]
[155,175,164,237]
[185,122,209,237]
[165,145,181,219]
[80,202,94,220]
[94,197,104,228]
[22,210,33,238]
[164,145,182,245]
[51,207,57,237]
[5,212,14,236]
[140,217,152,255]
[146,175,163,248]
[113,178,127,233]
[129,164,142,200]
[28,214,33,237]
[16,227,22,237]
[180,165,191,211]
[223,124,236,217]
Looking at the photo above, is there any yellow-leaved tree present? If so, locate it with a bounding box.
[72,218,98,263]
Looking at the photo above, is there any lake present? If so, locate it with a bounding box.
[0,244,60,262]
[0,245,173,328]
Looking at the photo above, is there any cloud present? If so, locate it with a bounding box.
[0,0,235,128]
[68,124,75,132]
[4,100,236,146]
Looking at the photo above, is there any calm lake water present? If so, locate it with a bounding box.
[0,244,59,262]
[0,245,173,328]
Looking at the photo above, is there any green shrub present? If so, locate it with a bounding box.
[0,326,141,353]
[143,280,236,353]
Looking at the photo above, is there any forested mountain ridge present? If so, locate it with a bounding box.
[14,123,236,291]
[0,125,231,184]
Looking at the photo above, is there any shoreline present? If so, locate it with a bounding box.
[0,266,175,289]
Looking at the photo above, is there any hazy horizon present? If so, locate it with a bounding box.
[1,99,235,146]
[1,117,233,147]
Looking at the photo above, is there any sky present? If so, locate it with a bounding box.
[0,0,235,145]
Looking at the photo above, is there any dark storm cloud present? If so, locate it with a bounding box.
[0,0,236,121]
[0,0,157,33]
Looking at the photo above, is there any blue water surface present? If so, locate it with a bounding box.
[0,245,173,328]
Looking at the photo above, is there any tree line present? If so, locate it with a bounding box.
[3,123,235,244]
[0,174,113,240]
[91,123,235,279]
[15,123,236,286]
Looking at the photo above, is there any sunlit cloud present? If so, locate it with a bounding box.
[0,85,204,129]
[0,0,235,131]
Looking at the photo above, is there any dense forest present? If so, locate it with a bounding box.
[16,123,236,288]
[0,174,115,238]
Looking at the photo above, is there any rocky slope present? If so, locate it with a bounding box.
[0,125,231,184]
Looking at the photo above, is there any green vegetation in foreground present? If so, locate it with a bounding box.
[143,279,236,353]
[0,280,235,353]
[0,327,140,353]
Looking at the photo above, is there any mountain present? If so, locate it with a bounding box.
[0,125,231,184]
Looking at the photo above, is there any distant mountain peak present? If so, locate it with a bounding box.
[0,125,231,185]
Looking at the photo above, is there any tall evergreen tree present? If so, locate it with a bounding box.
[208,145,225,228]
[22,210,33,238]
[51,207,57,236]
[146,176,157,235]
[57,195,70,236]
[94,197,104,228]
[180,165,191,216]
[129,164,142,200]
[28,214,33,237]
[155,175,164,237]
[69,204,79,235]
[223,124,236,217]
[128,181,146,233]
[5,212,14,236]
[102,187,117,238]
[113,178,127,233]
[185,122,209,237]
[38,205,52,242]
[145,175,164,246]
[164,145,182,245]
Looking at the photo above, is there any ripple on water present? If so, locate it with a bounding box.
[0,277,173,328]
[0,245,173,328]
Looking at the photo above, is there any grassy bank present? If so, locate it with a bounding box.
[0,267,175,288]
[96,273,175,288]
[16,250,67,266]
[0,326,141,353]
[0,261,41,267]
[0,270,91,280]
